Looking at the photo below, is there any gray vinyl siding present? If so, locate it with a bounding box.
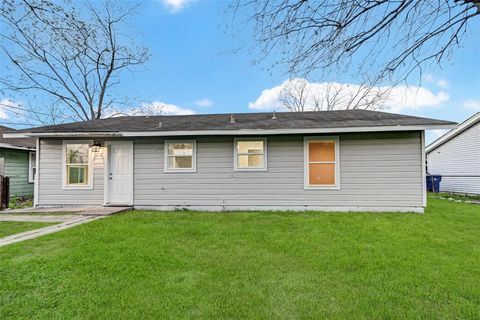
[37,132,423,209]
[0,148,34,198]
[427,123,480,194]
[37,139,104,206]
[134,132,422,208]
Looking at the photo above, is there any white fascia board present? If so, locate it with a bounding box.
[120,124,456,137]
[0,143,35,151]
[4,124,456,138]
[426,112,480,153]
[3,132,122,138]
[1,133,29,138]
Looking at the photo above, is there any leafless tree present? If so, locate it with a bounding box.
[278,78,389,112]
[0,0,149,124]
[105,102,180,118]
[234,1,480,85]
[279,78,310,112]
[339,83,390,111]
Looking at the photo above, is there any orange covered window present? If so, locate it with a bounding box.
[305,137,339,188]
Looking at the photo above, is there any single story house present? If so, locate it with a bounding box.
[426,112,480,195]
[0,125,36,198]
[6,110,455,213]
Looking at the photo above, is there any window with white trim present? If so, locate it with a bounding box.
[164,140,196,172]
[28,151,36,183]
[234,138,267,171]
[62,141,92,188]
[305,137,340,189]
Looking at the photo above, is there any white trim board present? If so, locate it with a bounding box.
[4,124,456,138]
[4,132,121,138]
[120,125,455,136]
[0,143,35,151]
[28,151,36,183]
[421,131,427,207]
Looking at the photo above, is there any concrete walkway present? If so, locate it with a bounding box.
[0,214,78,223]
[0,215,104,247]
[0,206,131,247]
[4,206,131,216]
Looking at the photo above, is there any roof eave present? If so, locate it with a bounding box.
[121,124,456,137]
[426,112,480,153]
[3,132,122,138]
[0,143,35,151]
[5,124,456,138]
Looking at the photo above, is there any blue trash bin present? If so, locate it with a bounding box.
[426,174,442,192]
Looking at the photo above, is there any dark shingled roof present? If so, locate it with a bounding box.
[0,125,36,149]
[13,110,455,134]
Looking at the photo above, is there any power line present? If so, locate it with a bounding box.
[0,121,41,126]
[0,102,76,120]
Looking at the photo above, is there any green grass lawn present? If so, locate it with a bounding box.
[0,221,55,238]
[0,197,479,319]
[434,192,480,202]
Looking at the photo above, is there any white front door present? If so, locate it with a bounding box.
[106,141,133,206]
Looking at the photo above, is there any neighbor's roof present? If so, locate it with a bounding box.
[5,110,456,138]
[426,112,480,153]
[0,125,36,150]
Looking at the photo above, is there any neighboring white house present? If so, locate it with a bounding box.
[426,112,480,195]
[5,110,455,213]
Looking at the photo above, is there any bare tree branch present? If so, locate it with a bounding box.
[278,78,389,112]
[234,0,479,86]
[0,0,150,124]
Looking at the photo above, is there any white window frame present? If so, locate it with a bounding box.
[62,140,94,189]
[304,136,340,190]
[28,151,36,183]
[233,137,267,172]
[164,140,197,173]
